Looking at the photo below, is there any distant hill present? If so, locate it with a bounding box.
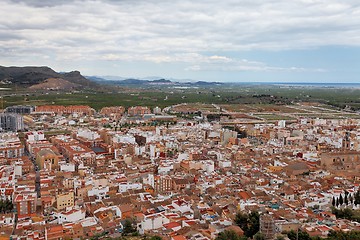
[0,66,97,89]
[184,81,223,86]
[28,78,80,90]
[88,76,222,86]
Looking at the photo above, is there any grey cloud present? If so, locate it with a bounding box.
[1,0,360,71]
[8,0,75,7]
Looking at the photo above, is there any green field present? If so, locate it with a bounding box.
[1,85,360,112]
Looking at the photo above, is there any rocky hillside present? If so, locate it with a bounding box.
[0,66,97,89]
[28,78,80,90]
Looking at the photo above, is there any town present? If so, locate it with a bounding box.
[0,102,360,240]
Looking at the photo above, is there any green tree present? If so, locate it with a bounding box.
[0,199,13,213]
[254,232,265,240]
[234,211,260,238]
[339,194,344,205]
[331,207,358,222]
[215,230,244,240]
[349,194,354,205]
[332,196,336,207]
[327,230,360,240]
[150,236,162,240]
[122,219,137,236]
[336,197,340,207]
[354,189,360,206]
[287,229,311,240]
[345,194,349,205]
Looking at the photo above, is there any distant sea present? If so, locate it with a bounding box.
[229,82,360,88]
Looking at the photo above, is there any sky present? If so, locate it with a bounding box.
[1,0,360,82]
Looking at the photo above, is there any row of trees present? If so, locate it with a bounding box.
[331,207,360,223]
[331,189,360,208]
[217,229,360,240]
[215,210,360,240]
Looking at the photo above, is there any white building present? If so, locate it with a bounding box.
[118,183,143,193]
[137,212,170,234]
[57,208,86,224]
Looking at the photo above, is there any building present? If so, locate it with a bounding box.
[45,225,65,240]
[260,214,275,240]
[127,106,151,116]
[56,191,75,211]
[5,105,35,114]
[320,151,360,170]
[100,106,125,118]
[0,113,24,132]
[154,175,173,194]
[0,133,24,159]
[14,192,37,217]
[153,106,162,114]
[35,148,60,171]
[35,105,95,115]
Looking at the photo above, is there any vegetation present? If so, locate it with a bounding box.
[354,189,360,206]
[3,84,360,111]
[286,229,311,240]
[149,236,162,240]
[122,219,138,236]
[0,199,13,213]
[234,211,260,239]
[327,230,360,240]
[286,229,360,240]
[331,207,360,223]
[253,232,265,240]
[215,230,247,240]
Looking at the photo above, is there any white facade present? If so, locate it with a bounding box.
[57,208,86,224]
[143,174,155,188]
[118,183,143,193]
[59,162,76,172]
[137,213,170,234]
[88,186,109,200]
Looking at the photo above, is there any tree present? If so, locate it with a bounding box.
[287,229,311,240]
[349,194,354,205]
[253,232,265,240]
[234,211,260,239]
[345,194,349,205]
[215,230,244,240]
[150,236,162,240]
[122,219,136,236]
[0,199,13,213]
[339,194,344,206]
[327,230,360,240]
[354,189,360,206]
[336,198,340,207]
[332,196,336,207]
[331,207,358,222]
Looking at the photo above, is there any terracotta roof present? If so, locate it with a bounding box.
[172,235,187,240]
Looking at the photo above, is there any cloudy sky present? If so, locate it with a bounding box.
[1,0,360,82]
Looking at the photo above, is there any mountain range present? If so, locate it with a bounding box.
[87,75,223,86]
[0,66,97,89]
[0,65,222,90]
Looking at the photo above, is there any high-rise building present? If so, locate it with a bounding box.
[260,214,275,240]
[5,105,35,114]
[0,113,24,132]
[0,133,24,159]
[14,192,37,217]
